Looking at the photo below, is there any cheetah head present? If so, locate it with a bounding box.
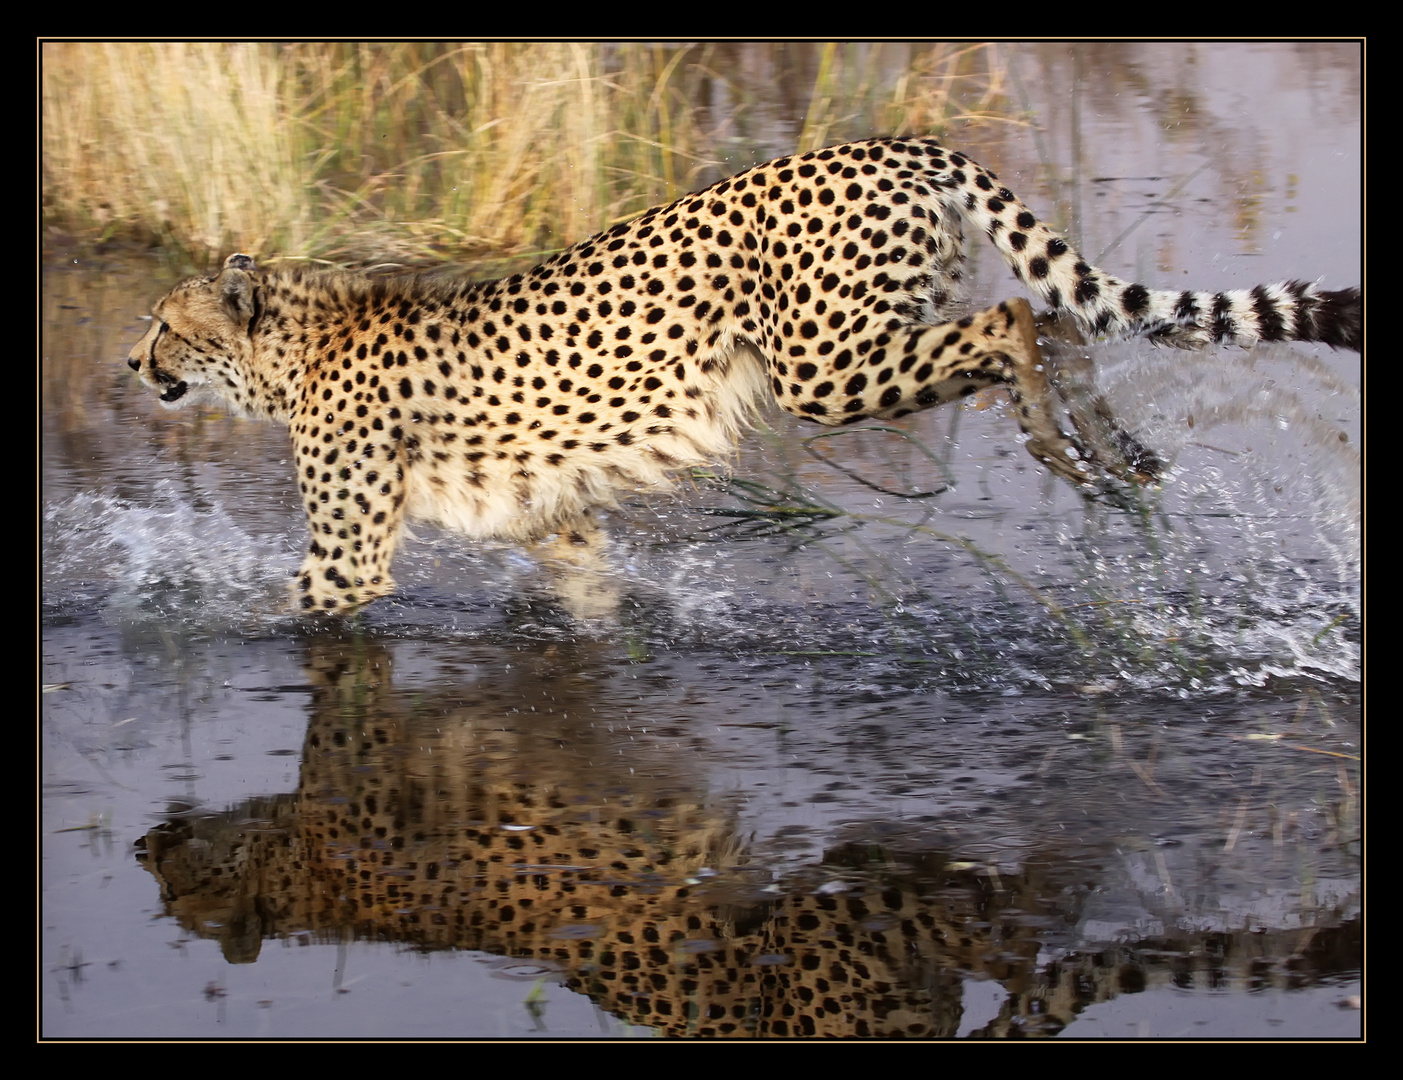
[127,253,260,412]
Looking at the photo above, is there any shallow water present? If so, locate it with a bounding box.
[42,42,1361,1039]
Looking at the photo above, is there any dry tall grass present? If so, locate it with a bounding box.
[42,42,1011,269]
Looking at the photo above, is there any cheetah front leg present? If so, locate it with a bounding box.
[291,430,405,613]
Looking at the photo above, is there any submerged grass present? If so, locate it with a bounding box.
[668,432,1107,664]
[42,41,1013,269]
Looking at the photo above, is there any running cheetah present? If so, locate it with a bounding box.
[127,138,1361,612]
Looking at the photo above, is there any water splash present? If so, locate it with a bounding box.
[42,485,295,628]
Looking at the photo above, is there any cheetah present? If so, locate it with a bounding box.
[127,138,1361,613]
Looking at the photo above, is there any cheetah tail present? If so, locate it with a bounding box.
[1302,283,1361,351]
[1131,280,1361,353]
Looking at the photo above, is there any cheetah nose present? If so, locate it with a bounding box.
[127,357,141,371]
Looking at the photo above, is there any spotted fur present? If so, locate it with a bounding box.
[128,137,1361,612]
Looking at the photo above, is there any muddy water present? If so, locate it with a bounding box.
[42,43,1360,1039]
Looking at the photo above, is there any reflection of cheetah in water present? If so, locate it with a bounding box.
[135,642,1361,1037]
[128,137,1361,612]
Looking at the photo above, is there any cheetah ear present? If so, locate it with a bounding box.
[216,254,258,324]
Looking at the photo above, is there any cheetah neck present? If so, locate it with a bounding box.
[244,268,473,424]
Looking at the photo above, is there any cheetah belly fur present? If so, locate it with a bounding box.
[127,138,1361,613]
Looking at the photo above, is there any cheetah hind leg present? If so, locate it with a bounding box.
[1004,300,1161,490]
[531,513,621,621]
[1030,308,1163,488]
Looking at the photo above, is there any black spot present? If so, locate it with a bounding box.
[1120,283,1150,316]
[1250,284,1287,342]
[1211,292,1236,342]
